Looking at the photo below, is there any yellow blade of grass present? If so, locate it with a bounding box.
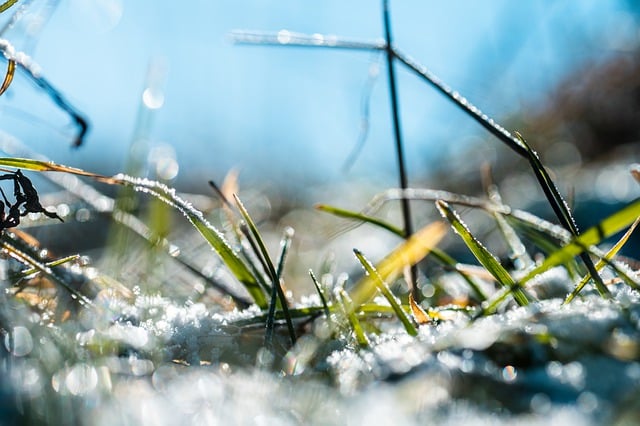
[564,216,640,304]
[353,249,418,336]
[0,59,15,96]
[0,0,17,13]
[409,293,430,325]
[436,200,529,306]
[349,221,447,308]
[0,157,112,179]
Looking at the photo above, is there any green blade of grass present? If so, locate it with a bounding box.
[353,249,418,336]
[309,269,331,319]
[337,288,369,348]
[349,221,447,307]
[265,226,296,349]
[19,254,80,277]
[564,216,640,304]
[234,194,296,345]
[436,200,529,307]
[116,175,268,308]
[315,203,405,237]
[1,238,93,307]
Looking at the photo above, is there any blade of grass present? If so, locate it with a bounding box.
[409,293,430,325]
[354,248,418,336]
[19,254,80,277]
[1,238,93,307]
[0,59,15,96]
[0,0,18,13]
[349,221,447,307]
[316,203,405,237]
[436,200,530,306]
[116,175,268,308]
[565,216,640,304]
[337,288,369,348]
[265,226,295,348]
[234,194,296,345]
[309,269,331,319]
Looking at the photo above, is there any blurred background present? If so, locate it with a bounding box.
[1,0,639,198]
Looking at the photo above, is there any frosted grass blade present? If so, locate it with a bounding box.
[349,221,446,307]
[436,200,529,306]
[338,288,369,348]
[354,248,418,336]
[234,194,296,345]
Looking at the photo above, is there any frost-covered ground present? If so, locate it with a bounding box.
[4,270,640,425]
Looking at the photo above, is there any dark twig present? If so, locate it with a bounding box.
[382,0,417,300]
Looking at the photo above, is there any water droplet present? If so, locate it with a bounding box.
[502,365,517,382]
[4,326,33,357]
[142,88,164,109]
[530,393,551,413]
[56,203,70,218]
[577,391,599,413]
[277,30,291,44]
[65,363,98,395]
[75,208,91,222]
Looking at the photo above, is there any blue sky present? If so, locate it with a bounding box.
[0,1,634,191]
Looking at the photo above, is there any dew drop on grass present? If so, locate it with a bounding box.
[277,30,291,44]
[142,88,164,110]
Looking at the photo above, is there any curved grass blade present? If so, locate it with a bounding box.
[349,221,447,307]
[436,200,529,306]
[354,248,418,336]
[565,216,640,304]
[116,176,268,308]
[234,194,296,345]
[0,59,15,96]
